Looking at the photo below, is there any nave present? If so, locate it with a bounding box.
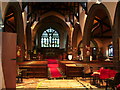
[16,77,98,89]
[16,58,115,89]
[1,1,120,90]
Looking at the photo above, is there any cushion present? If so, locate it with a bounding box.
[109,69,117,78]
[99,69,110,79]
[97,67,104,72]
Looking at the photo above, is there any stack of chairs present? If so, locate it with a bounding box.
[91,67,118,87]
[106,72,120,90]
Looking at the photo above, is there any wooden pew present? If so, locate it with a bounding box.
[17,61,48,78]
[59,61,84,78]
[65,64,84,78]
[58,61,79,75]
[59,60,114,78]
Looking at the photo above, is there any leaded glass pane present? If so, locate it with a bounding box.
[41,28,59,47]
[108,44,113,57]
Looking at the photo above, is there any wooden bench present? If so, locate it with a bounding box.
[59,60,114,78]
[65,64,84,78]
[17,61,48,78]
[58,61,84,78]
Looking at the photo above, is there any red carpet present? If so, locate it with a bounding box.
[47,59,62,78]
[48,59,58,64]
[50,68,62,78]
[48,64,58,68]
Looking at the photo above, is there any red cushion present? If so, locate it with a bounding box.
[99,69,110,79]
[109,69,117,78]
[97,67,104,72]
[91,67,118,80]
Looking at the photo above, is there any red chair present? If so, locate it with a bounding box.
[109,69,117,78]
[91,67,118,87]
[99,69,110,79]
[106,72,120,90]
[91,67,103,85]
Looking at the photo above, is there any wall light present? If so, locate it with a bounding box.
[76,13,79,17]
[1,25,4,28]
[77,22,80,24]
[68,54,72,60]
[96,0,101,4]
[27,21,29,23]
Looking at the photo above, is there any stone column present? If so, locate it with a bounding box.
[113,27,120,72]
[83,30,91,62]
[26,23,32,60]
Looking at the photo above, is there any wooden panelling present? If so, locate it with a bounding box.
[17,61,48,78]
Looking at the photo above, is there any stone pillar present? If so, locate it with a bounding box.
[112,2,120,72]
[26,23,32,51]
[113,27,120,72]
[17,26,25,62]
[16,16,25,62]
[83,44,90,62]
[26,23,32,60]
[38,33,41,49]
[4,2,25,62]
[67,38,72,54]
[83,31,91,62]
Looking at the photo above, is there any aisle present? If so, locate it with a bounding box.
[16,78,98,89]
[47,59,62,78]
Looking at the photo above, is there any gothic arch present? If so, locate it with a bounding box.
[83,3,112,62]
[4,2,24,62]
[33,15,70,50]
[72,23,82,49]
[113,1,120,71]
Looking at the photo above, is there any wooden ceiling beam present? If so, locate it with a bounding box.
[95,17,111,28]
[92,23,100,32]
[93,36,112,38]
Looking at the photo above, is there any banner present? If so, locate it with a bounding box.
[16,45,22,57]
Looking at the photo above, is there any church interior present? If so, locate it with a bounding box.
[0,1,120,89]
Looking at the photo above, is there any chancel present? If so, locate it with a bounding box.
[0,1,120,90]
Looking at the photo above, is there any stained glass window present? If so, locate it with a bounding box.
[108,44,113,57]
[41,28,59,47]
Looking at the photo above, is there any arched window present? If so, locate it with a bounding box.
[108,44,113,57]
[41,28,59,47]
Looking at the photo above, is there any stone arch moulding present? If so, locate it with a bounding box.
[4,2,24,62]
[83,3,112,62]
[33,15,70,49]
[72,23,82,49]
[113,1,120,71]
[1,1,24,89]
[78,39,98,60]
[33,15,70,41]
[78,39,98,48]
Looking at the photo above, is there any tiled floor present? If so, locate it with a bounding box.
[16,78,47,88]
[37,79,85,88]
[16,77,106,89]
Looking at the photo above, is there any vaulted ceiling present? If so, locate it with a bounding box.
[91,9,112,39]
[4,2,112,39]
[22,2,86,26]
